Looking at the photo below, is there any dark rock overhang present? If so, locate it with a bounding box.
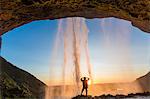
[0,0,150,35]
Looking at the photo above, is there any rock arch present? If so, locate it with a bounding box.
[0,0,150,35]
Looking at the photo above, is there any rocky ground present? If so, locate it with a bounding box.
[72,92,150,99]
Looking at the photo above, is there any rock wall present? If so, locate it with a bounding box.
[0,56,46,98]
[0,0,150,35]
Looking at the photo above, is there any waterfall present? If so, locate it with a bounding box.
[46,17,93,99]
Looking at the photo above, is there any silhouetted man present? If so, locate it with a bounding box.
[81,77,89,96]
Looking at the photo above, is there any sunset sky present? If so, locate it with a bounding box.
[1,17,150,85]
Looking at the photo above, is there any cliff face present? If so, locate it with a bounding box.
[135,72,150,92]
[0,57,46,98]
[0,0,150,35]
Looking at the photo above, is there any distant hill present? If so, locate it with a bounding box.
[135,72,150,92]
[0,57,47,98]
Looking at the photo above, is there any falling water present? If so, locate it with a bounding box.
[98,18,143,95]
[46,17,93,99]
[100,18,134,80]
[45,17,145,98]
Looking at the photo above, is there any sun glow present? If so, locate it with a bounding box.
[88,79,91,85]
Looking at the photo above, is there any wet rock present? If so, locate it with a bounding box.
[0,0,150,35]
[72,92,150,99]
[72,95,93,99]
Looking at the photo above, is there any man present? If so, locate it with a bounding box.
[81,77,89,96]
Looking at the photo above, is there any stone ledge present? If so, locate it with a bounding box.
[0,0,150,35]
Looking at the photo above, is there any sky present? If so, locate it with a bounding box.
[1,17,150,85]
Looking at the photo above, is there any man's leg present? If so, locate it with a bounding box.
[86,88,88,96]
[81,88,84,95]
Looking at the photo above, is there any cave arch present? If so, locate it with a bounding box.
[0,0,150,35]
